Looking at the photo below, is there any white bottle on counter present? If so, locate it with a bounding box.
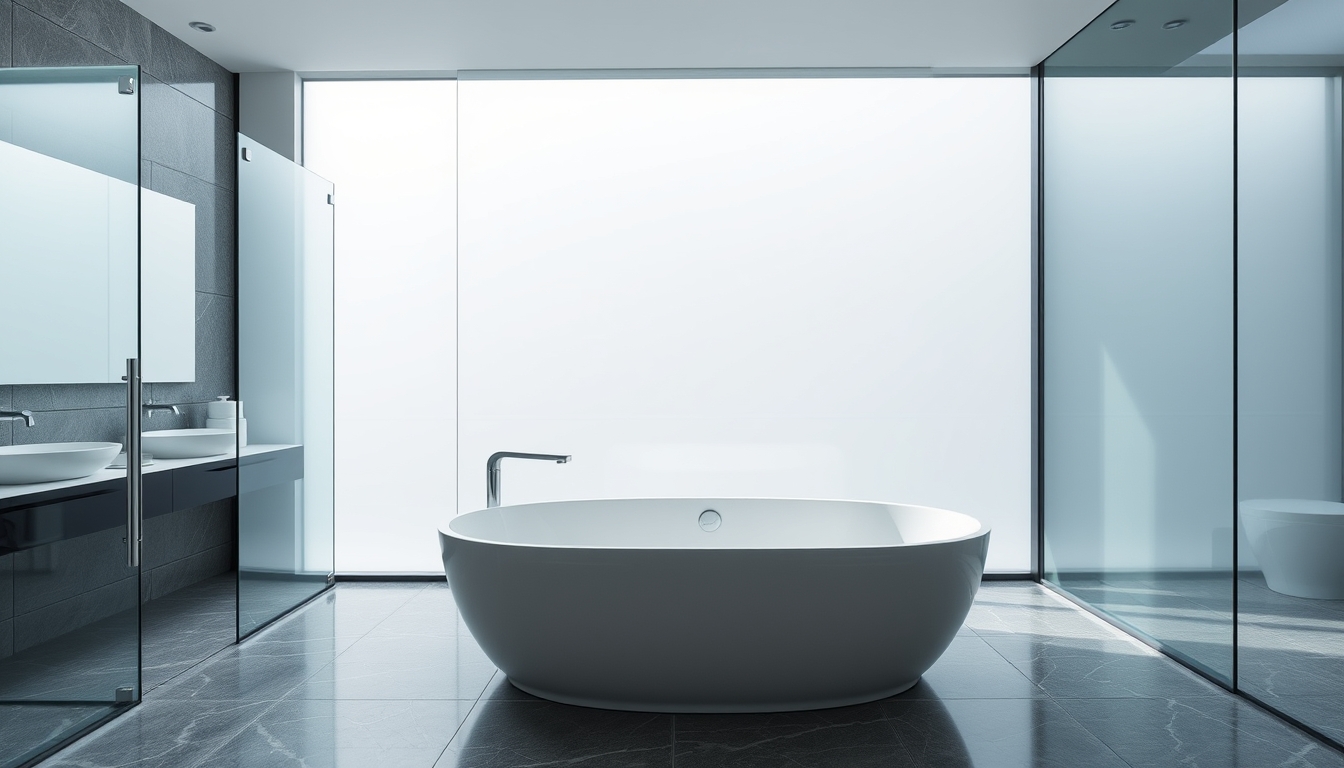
[207,396,247,448]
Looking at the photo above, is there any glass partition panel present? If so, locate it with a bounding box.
[0,66,142,768]
[237,134,335,637]
[1234,0,1344,743]
[1042,2,1236,681]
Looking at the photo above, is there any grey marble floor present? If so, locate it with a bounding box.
[1055,570,1344,747]
[28,582,1344,768]
[142,572,237,692]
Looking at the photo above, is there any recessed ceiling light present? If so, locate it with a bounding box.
[188,21,216,32]
[1163,19,1188,29]
[1109,19,1136,30]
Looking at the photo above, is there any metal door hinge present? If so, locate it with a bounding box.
[118,76,136,95]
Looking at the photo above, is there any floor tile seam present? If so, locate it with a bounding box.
[293,584,438,692]
[330,583,435,655]
[431,671,498,768]
[1040,695,1145,768]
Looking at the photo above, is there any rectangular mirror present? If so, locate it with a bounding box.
[0,72,196,386]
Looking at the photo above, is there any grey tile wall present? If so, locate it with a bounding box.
[142,499,235,602]
[0,385,12,446]
[13,0,150,65]
[2,0,238,442]
[0,2,12,66]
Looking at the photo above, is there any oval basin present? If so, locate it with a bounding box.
[0,442,123,485]
[142,428,235,459]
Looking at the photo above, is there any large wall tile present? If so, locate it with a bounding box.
[148,543,231,600]
[150,163,236,297]
[0,618,12,659]
[13,527,133,615]
[11,4,120,67]
[14,0,149,66]
[143,74,236,190]
[0,386,11,446]
[143,499,234,569]
[13,575,137,651]
[0,1,13,67]
[10,406,124,445]
[0,553,13,620]
[12,383,123,411]
[147,23,233,119]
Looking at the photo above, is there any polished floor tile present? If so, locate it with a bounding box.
[435,698,673,768]
[198,699,472,768]
[1055,696,1344,768]
[29,582,1344,768]
[39,700,274,768]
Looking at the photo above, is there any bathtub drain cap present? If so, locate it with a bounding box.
[699,509,722,532]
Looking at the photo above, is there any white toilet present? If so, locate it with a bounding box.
[1240,499,1344,600]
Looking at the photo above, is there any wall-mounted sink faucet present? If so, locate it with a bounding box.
[0,409,35,427]
[143,403,182,419]
[487,451,571,508]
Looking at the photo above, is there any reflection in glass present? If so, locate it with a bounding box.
[1041,0,1236,681]
[0,66,141,768]
[237,134,335,637]
[1234,0,1344,744]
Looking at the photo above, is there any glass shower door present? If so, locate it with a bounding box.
[236,134,335,637]
[0,66,143,767]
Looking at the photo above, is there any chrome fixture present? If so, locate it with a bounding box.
[0,409,35,427]
[188,21,216,32]
[1163,19,1188,29]
[487,451,571,508]
[1109,19,1136,29]
[143,403,182,419]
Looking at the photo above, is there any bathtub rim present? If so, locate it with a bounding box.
[1240,498,1344,524]
[440,496,991,552]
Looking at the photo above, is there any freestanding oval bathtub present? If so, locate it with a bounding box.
[1241,499,1344,599]
[439,498,990,713]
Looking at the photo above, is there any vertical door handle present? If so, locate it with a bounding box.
[126,358,142,567]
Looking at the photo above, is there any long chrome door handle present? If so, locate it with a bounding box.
[126,358,142,567]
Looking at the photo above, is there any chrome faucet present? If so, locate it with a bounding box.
[487,451,571,508]
[143,403,181,419]
[0,409,35,427]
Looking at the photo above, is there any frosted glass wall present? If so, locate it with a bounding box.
[304,81,458,574]
[457,77,1032,573]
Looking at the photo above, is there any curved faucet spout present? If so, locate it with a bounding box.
[486,451,571,508]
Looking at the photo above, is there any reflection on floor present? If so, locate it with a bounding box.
[1051,572,1234,682]
[0,571,237,768]
[143,572,237,693]
[1054,570,1344,746]
[34,582,1344,768]
[1236,574,1344,745]
[237,571,329,638]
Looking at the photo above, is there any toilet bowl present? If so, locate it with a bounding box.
[1240,499,1344,600]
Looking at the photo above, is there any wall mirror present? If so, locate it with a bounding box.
[0,67,196,385]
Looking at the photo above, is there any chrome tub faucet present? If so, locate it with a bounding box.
[487,452,571,508]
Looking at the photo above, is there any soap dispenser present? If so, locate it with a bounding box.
[206,396,248,448]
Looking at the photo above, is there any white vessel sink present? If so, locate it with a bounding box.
[0,442,122,485]
[142,428,235,459]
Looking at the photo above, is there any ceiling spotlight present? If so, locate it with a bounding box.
[1163,19,1188,29]
[188,21,216,32]
[1109,19,1136,30]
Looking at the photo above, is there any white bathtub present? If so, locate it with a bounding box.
[1241,499,1344,600]
[438,498,990,713]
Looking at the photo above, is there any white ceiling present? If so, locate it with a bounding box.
[120,0,1113,75]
